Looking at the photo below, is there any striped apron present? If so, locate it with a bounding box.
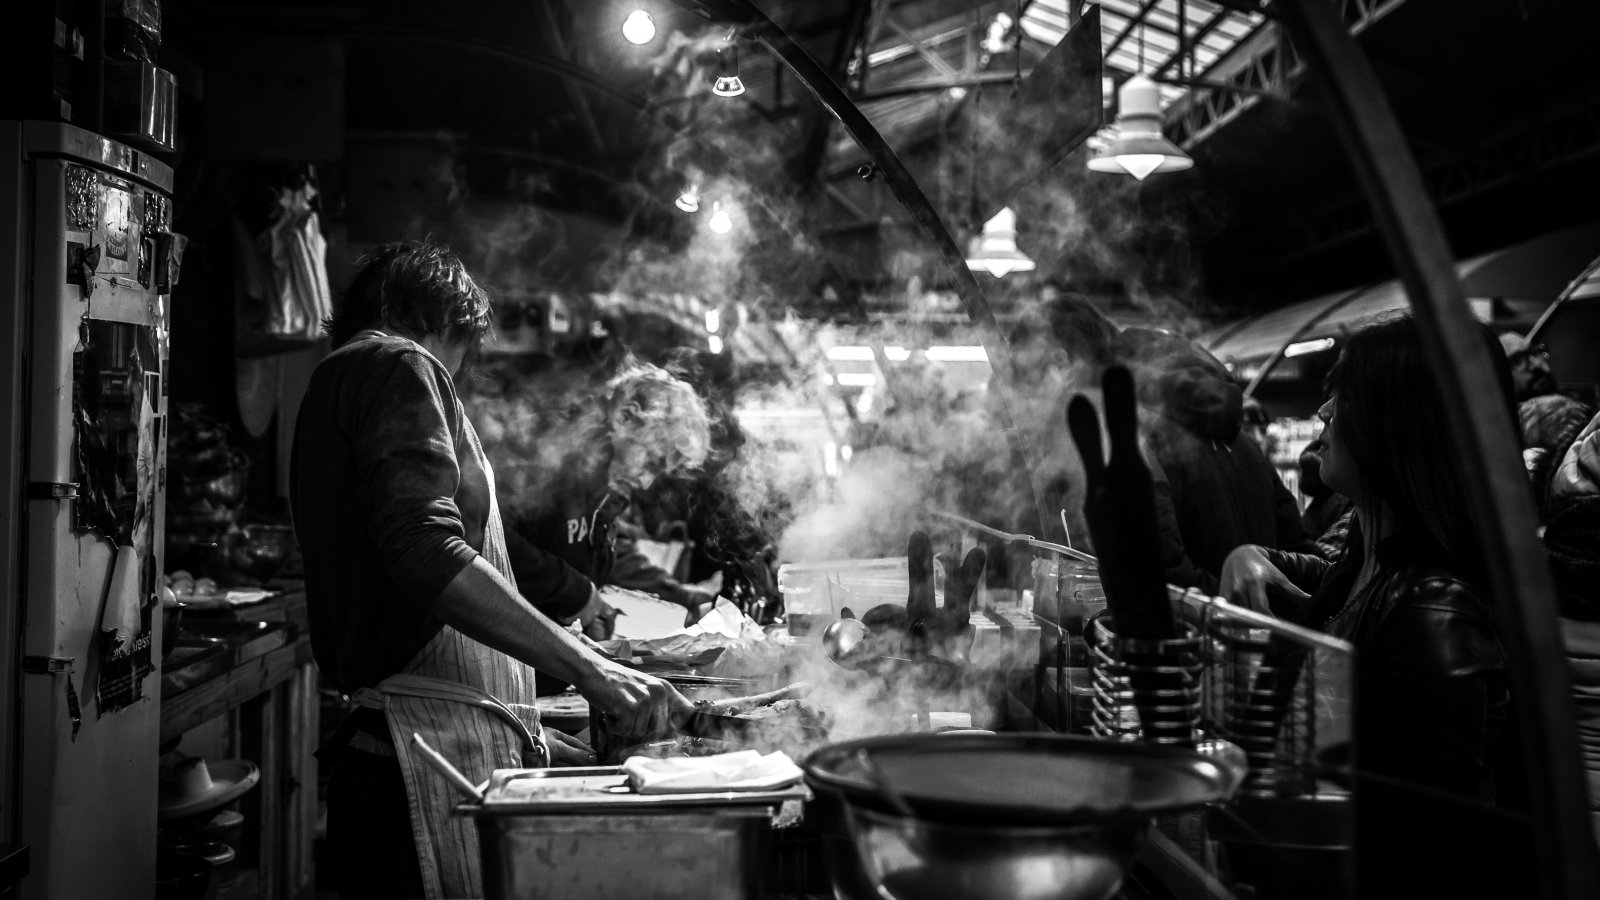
[354,417,550,899]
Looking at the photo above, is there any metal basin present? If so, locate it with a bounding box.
[847,807,1139,900]
[804,733,1239,900]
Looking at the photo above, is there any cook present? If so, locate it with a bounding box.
[289,241,696,900]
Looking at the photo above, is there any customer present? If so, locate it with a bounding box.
[290,242,693,899]
[1534,409,1600,841]
[1115,327,1316,595]
[1218,313,1524,895]
[1500,330,1593,483]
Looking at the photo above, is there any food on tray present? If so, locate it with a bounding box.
[738,698,825,721]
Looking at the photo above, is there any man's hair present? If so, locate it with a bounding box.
[325,241,493,349]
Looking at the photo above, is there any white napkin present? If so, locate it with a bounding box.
[622,750,803,794]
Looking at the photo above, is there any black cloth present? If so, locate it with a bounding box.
[324,739,425,899]
[1148,430,1313,595]
[1115,329,1315,595]
[505,482,629,620]
[289,331,483,695]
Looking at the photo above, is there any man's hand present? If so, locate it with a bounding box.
[579,660,694,741]
[1219,544,1309,615]
[546,729,599,767]
[577,590,619,641]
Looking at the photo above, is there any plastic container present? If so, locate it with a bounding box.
[1031,558,1099,625]
[777,557,944,634]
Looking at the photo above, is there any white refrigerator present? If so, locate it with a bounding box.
[0,120,174,900]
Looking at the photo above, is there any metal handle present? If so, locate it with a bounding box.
[411,733,485,804]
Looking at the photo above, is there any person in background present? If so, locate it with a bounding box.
[1499,331,1559,403]
[1298,437,1353,556]
[1525,406,1600,840]
[1241,396,1277,460]
[290,242,693,899]
[497,361,717,641]
[1115,327,1317,595]
[1218,313,1524,896]
[1500,330,1594,487]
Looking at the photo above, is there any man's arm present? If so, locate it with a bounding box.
[432,556,693,737]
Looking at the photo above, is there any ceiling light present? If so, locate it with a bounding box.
[712,41,745,97]
[1284,337,1336,358]
[835,373,877,387]
[622,10,656,45]
[883,346,910,361]
[925,346,989,362]
[825,346,874,361]
[708,201,733,234]
[964,207,1035,278]
[708,334,724,354]
[1087,74,1193,181]
[675,186,700,213]
[705,308,720,333]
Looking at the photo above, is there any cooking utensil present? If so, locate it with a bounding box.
[805,733,1238,900]
[411,733,484,803]
[681,706,765,741]
[821,615,872,669]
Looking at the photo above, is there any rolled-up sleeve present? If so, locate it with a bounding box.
[349,350,479,606]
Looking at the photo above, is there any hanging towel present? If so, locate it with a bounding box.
[260,185,332,341]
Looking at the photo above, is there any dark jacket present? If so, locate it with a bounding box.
[1264,528,1524,895]
[502,471,627,623]
[1542,409,1600,840]
[1264,529,1510,802]
[1120,330,1315,594]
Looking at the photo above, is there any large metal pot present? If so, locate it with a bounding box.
[803,733,1238,900]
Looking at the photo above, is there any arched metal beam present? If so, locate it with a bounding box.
[668,0,1054,537]
[1274,1,1600,897]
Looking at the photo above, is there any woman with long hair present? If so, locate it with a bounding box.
[1219,313,1524,896]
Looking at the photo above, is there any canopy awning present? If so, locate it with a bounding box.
[1202,222,1600,364]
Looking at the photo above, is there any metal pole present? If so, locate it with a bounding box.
[1274,2,1600,897]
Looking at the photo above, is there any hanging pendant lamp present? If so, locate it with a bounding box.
[712,41,745,97]
[965,207,1035,278]
[1087,74,1193,181]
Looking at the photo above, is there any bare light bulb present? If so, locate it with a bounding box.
[675,188,700,213]
[709,202,733,234]
[622,10,656,45]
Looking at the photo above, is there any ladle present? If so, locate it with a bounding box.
[821,616,915,671]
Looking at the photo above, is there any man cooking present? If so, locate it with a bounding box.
[290,241,695,899]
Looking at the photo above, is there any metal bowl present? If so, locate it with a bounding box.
[846,805,1141,900]
[804,733,1239,900]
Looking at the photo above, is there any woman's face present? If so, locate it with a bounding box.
[608,426,667,494]
[1316,395,1361,501]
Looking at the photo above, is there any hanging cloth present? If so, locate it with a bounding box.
[259,184,332,341]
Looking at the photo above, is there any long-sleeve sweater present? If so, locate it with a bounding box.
[290,331,488,693]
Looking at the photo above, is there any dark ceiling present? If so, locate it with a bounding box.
[165,0,1600,319]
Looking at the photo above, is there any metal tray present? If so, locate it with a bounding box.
[467,766,808,815]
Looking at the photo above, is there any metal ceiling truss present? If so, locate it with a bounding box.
[1273,90,1600,263]
[1163,0,1410,147]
